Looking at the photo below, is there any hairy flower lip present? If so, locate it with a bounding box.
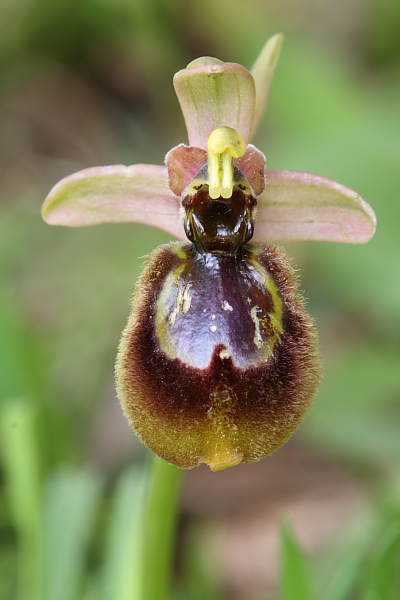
[116,242,322,470]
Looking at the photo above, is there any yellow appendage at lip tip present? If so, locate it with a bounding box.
[206,450,244,472]
[207,126,246,200]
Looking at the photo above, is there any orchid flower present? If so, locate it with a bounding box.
[42,35,376,471]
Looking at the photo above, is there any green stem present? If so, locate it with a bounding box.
[142,455,183,600]
[0,399,43,600]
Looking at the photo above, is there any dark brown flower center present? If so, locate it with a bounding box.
[181,164,257,255]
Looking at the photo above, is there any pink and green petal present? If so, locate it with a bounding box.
[166,143,266,197]
[173,59,256,149]
[250,33,284,138]
[234,144,266,196]
[41,164,183,239]
[254,170,377,244]
[165,144,207,196]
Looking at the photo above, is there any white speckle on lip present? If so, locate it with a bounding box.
[219,348,230,359]
[182,284,192,313]
[222,300,233,311]
[169,283,192,324]
[250,305,263,349]
[209,324,217,333]
[211,314,216,320]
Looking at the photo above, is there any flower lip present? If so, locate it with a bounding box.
[116,242,322,470]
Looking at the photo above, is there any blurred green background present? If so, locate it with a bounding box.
[0,0,399,598]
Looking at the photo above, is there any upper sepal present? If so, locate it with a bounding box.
[173,60,256,149]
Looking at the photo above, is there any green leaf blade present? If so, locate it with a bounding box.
[101,466,147,600]
[280,521,314,600]
[42,468,102,600]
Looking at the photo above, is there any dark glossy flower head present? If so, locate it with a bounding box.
[41,35,376,470]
